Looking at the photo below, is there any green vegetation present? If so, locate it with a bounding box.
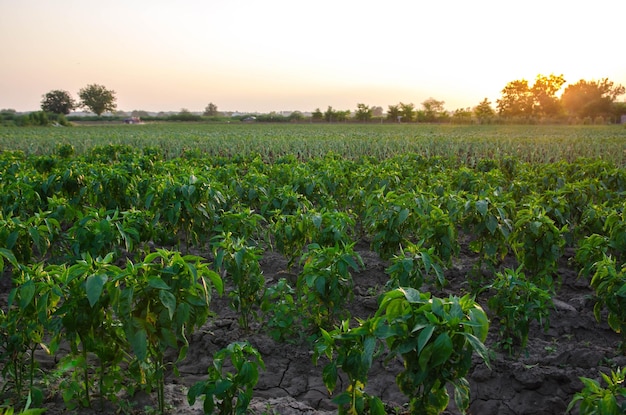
[0,122,625,413]
[1,123,625,165]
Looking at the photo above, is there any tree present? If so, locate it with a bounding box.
[41,90,76,115]
[335,109,351,122]
[399,102,415,122]
[371,106,384,118]
[78,84,117,116]
[497,79,534,118]
[288,111,304,122]
[203,102,219,116]
[324,106,335,122]
[561,78,625,119]
[387,104,401,122]
[421,97,446,122]
[311,108,323,122]
[474,98,495,124]
[451,107,473,124]
[531,74,566,118]
[355,103,372,121]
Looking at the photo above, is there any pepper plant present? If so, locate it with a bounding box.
[510,203,566,289]
[567,367,626,414]
[314,319,386,415]
[118,249,223,414]
[188,341,265,415]
[298,242,363,329]
[588,255,626,353]
[486,266,553,354]
[1,262,59,408]
[212,232,265,331]
[376,288,490,415]
[385,242,445,290]
[53,252,126,410]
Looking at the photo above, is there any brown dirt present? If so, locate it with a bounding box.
[7,240,626,414]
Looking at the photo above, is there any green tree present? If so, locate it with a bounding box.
[335,109,351,122]
[474,98,495,124]
[78,84,117,116]
[497,79,534,118]
[399,102,415,122]
[311,108,323,122]
[561,78,625,119]
[532,74,566,118]
[387,104,401,122]
[324,106,335,122]
[203,102,219,116]
[355,103,372,121]
[289,111,304,122]
[451,107,473,124]
[41,89,76,115]
[421,98,446,122]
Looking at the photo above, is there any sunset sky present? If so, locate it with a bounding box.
[1,0,625,114]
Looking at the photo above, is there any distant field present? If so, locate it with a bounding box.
[1,122,625,165]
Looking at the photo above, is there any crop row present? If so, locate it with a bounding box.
[1,145,625,413]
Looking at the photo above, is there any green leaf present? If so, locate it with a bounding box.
[85,273,108,307]
[148,277,170,290]
[462,333,491,368]
[239,361,259,385]
[127,323,148,361]
[322,362,337,393]
[476,199,488,217]
[159,290,176,320]
[397,208,410,225]
[19,280,36,309]
[430,332,453,367]
[369,396,386,415]
[417,325,436,355]
[400,287,422,303]
[485,215,498,234]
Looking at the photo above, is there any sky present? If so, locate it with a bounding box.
[1,0,625,114]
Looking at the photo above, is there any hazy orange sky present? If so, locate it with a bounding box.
[1,0,625,113]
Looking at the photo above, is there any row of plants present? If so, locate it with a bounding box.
[1,146,625,413]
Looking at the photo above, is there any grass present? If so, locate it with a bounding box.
[1,122,625,165]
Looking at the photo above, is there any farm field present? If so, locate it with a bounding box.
[0,123,626,414]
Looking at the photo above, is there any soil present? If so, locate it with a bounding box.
[6,239,626,415]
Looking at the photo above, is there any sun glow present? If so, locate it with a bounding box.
[0,0,624,113]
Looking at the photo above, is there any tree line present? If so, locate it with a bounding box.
[2,75,625,126]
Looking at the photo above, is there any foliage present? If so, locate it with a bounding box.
[40,90,76,115]
[314,319,385,415]
[385,242,444,290]
[486,267,554,354]
[78,84,117,116]
[376,288,490,415]
[260,278,301,342]
[203,102,219,116]
[298,242,362,329]
[510,203,566,287]
[188,341,265,415]
[562,78,625,119]
[474,98,495,124]
[118,249,223,413]
[567,367,626,414]
[588,255,626,352]
[213,232,265,331]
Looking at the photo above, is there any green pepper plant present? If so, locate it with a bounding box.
[118,249,223,414]
[567,367,626,414]
[376,288,490,415]
[188,341,265,415]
